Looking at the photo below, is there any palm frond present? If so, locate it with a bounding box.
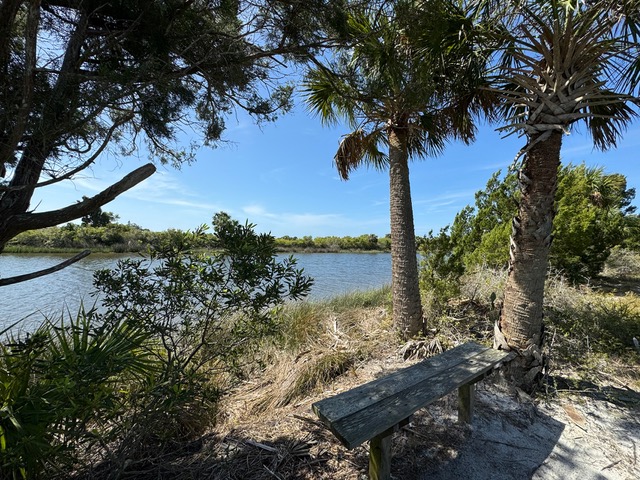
[585,94,638,150]
[487,0,638,148]
[615,0,640,93]
[302,68,344,126]
[334,129,386,180]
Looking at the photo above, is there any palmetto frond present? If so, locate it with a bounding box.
[334,129,387,180]
[305,0,501,339]
[304,66,359,127]
[305,0,496,174]
[407,114,448,159]
[610,0,640,93]
[585,93,638,150]
[491,0,639,148]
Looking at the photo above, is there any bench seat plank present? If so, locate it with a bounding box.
[312,343,512,449]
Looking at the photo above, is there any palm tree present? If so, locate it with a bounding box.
[304,0,494,339]
[482,0,639,388]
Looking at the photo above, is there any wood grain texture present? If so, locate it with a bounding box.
[312,342,513,449]
[369,430,392,480]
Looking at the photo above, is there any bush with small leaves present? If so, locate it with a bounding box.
[92,213,313,459]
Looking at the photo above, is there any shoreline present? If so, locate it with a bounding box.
[3,246,392,255]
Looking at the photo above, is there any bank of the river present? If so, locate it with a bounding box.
[3,245,389,254]
[4,263,637,480]
[4,246,120,254]
[4,224,393,255]
[3,249,640,480]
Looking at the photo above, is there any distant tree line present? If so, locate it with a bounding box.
[5,216,392,253]
[275,234,390,252]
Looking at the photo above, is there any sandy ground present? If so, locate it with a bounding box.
[418,383,639,480]
[213,357,640,480]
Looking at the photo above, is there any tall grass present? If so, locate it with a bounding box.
[234,287,394,414]
[248,252,640,412]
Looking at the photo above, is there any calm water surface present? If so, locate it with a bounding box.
[0,252,391,331]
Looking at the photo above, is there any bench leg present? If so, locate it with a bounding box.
[458,382,475,424]
[369,431,392,480]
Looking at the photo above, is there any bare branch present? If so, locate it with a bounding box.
[0,113,134,193]
[0,1,41,175]
[0,250,91,287]
[5,163,155,237]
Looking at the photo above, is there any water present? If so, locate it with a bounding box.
[0,252,391,332]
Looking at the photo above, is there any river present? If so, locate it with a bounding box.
[0,252,392,332]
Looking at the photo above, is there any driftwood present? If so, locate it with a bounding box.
[0,249,91,286]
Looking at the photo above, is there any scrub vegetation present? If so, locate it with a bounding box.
[2,0,640,477]
[0,214,313,479]
[4,223,392,254]
[3,248,638,479]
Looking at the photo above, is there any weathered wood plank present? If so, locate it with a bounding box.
[315,345,512,449]
[458,382,475,424]
[369,430,392,480]
[313,342,486,423]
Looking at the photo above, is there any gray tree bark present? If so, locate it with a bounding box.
[388,127,423,339]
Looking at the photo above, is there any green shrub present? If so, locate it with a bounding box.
[420,164,638,284]
[92,214,313,453]
[1,213,313,478]
[0,310,156,479]
[419,227,464,313]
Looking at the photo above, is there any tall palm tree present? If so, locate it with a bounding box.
[482,0,639,388]
[304,0,494,339]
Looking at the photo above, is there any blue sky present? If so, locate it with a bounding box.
[31,97,640,238]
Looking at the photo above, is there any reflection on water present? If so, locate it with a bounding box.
[0,252,391,332]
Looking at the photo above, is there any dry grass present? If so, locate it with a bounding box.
[72,257,640,479]
[543,273,640,390]
[208,260,639,480]
[601,246,640,280]
[222,289,395,423]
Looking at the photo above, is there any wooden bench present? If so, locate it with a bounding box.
[311,342,515,480]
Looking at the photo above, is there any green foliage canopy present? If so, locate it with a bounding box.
[420,164,638,284]
[0,0,349,248]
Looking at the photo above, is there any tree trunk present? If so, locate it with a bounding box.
[495,130,563,391]
[388,127,423,339]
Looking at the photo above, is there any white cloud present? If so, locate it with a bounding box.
[471,160,513,172]
[415,190,476,208]
[243,204,268,216]
[561,143,596,157]
[66,169,222,211]
[239,203,387,236]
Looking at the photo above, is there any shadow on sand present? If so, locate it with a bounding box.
[75,379,639,479]
[414,387,565,480]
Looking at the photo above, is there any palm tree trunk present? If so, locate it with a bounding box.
[388,127,423,339]
[496,130,563,390]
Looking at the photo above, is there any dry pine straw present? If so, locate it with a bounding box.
[203,344,479,480]
[148,291,640,480]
